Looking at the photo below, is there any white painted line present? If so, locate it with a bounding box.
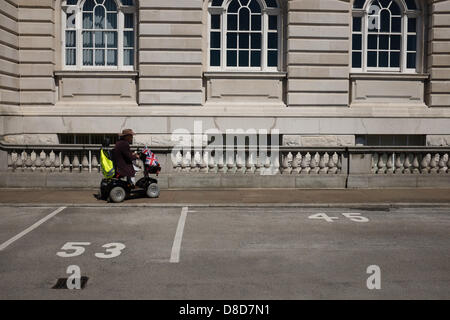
[170,206,189,263]
[0,206,66,251]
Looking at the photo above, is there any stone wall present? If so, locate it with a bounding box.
[0,0,19,107]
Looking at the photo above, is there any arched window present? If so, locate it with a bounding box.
[352,0,421,72]
[62,0,135,69]
[208,0,281,71]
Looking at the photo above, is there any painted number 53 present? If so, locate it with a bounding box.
[57,242,126,259]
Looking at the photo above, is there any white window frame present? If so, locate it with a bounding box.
[208,0,282,72]
[61,0,136,71]
[351,0,422,74]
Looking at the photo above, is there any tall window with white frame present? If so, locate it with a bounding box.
[62,0,135,70]
[208,0,281,71]
[352,0,421,73]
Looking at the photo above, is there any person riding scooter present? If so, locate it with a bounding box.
[113,129,139,186]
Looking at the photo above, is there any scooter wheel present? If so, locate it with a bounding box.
[109,186,126,203]
[147,183,160,198]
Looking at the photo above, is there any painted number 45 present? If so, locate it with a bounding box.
[309,213,369,223]
[57,242,126,259]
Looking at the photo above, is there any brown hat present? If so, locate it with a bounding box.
[119,129,136,137]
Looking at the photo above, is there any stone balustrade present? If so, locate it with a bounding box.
[371,152,450,175]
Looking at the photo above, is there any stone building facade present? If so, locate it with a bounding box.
[0,0,450,188]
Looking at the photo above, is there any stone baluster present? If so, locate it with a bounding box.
[91,154,99,173]
[227,152,236,174]
[438,153,448,174]
[412,154,420,174]
[7,153,13,171]
[377,153,387,174]
[403,153,413,174]
[208,152,216,173]
[34,150,45,172]
[235,152,245,174]
[301,152,311,174]
[420,153,431,174]
[217,152,226,173]
[28,151,36,171]
[200,151,209,173]
[328,152,339,174]
[17,152,24,171]
[44,151,52,172]
[54,153,61,172]
[310,153,320,174]
[282,152,293,175]
[386,153,394,174]
[254,155,262,175]
[371,153,379,173]
[72,155,80,172]
[246,152,255,174]
[173,150,182,172]
[263,154,271,175]
[430,153,440,174]
[10,151,18,171]
[291,152,301,174]
[319,152,329,174]
[394,153,405,174]
[82,155,89,171]
[182,151,191,173]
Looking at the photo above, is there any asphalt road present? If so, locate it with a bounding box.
[0,205,449,300]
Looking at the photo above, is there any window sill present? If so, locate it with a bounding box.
[54,70,139,78]
[204,71,287,79]
[350,73,429,81]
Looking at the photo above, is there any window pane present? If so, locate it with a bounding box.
[107,31,118,48]
[390,52,400,67]
[352,34,362,50]
[352,52,362,68]
[107,13,117,29]
[269,16,277,31]
[228,14,237,31]
[380,10,390,33]
[95,31,105,47]
[251,15,261,31]
[66,31,76,47]
[239,33,249,49]
[83,49,93,65]
[124,14,134,28]
[379,0,391,8]
[83,31,93,47]
[268,51,277,67]
[368,35,377,49]
[391,17,401,33]
[104,0,117,11]
[240,0,250,5]
[210,50,221,66]
[107,49,117,66]
[368,51,377,67]
[408,18,417,33]
[405,0,417,10]
[390,1,401,15]
[407,53,416,69]
[353,17,361,32]
[379,35,389,50]
[239,50,249,66]
[95,49,105,65]
[67,0,77,5]
[239,8,250,30]
[268,33,278,49]
[211,32,221,49]
[251,33,261,49]
[265,0,278,7]
[66,49,76,65]
[94,6,105,29]
[83,13,93,29]
[124,49,134,66]
[379,51,388,67]
[227,33,237,49]
[353,0,365,9]
[212,0,224,6]
[123,31,133,47]
[251,51,261,67]
[407,35,417,51]
[211,15,221,29]
[83,0,95,11]
[228,0,240,13]
[227,50,237,66]
[391,35,401,50]
[249,0,261,13]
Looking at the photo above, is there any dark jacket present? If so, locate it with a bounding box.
[113,139,138,177]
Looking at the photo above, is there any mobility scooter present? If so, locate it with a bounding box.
[99,144,161,203]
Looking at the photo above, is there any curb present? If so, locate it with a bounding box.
[1,202,450,208]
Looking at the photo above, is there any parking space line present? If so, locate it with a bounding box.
[170,206,189,263]
[0,206,67,251]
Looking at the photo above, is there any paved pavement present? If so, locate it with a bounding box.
[0,204,449,300]
[0,188,449,206]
